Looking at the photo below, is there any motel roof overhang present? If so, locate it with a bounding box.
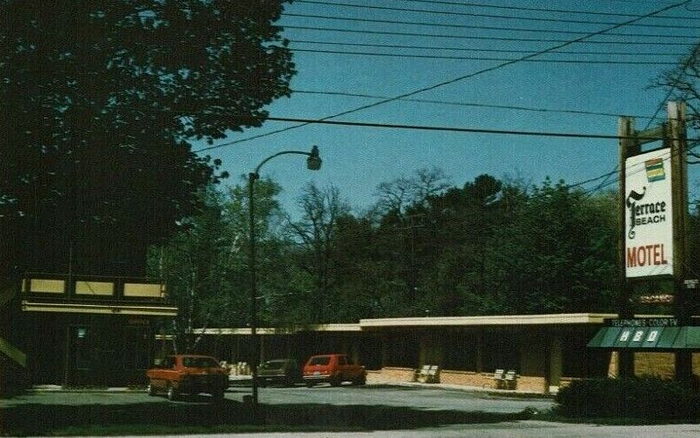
[195,313,620,336]
[358,313,618,329]
[193,324,363,336]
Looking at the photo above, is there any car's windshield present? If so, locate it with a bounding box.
[182,357,219,368]
[309,356,330,366]
[261,360,288,370]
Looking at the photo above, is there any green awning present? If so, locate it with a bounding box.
[588,326,700,350]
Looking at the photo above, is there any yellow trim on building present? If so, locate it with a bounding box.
[359,313,619,328]
[21,301,177,316]
[193,323,362,336]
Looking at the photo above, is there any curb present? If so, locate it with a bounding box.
[26,381,554,398]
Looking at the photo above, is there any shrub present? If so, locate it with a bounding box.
[555,377,700,420]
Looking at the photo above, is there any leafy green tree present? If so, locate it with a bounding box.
[0,0,295,276]
[332,215,404,319]
[419,174,507,315]
[150,186,230,352]
[151,176,285,350]
[370,168,451,310]
[485,179,617,314]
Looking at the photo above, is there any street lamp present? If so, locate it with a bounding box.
[248,145,322,420]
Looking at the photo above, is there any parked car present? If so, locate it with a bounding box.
[146,354,229,401]
[302,353,366,387]
[256,358,302,386]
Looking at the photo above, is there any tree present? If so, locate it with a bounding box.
[485,179,618,314]
[150,186,230,352]
[0,0,295,276]
[420,174,506,315]
[151,176,285,350]
[653,43,700,131]
[287,183,350,323]
[375,167,450,218]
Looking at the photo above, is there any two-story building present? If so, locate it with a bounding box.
[3,272,176,388]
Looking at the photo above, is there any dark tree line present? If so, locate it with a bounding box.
[155,171,625,337]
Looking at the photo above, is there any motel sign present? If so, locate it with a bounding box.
[624,148,674,278]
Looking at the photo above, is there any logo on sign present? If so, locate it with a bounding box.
[645,158,666,182]
[626,188,667,240]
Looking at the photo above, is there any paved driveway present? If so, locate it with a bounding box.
[250,383,555,413]
[3,385,698,437]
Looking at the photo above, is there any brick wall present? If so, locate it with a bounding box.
[439,371,493,388]
[368,367,415,383]
[370,367,548,393]
[608,352,700,379]
[516,376,546,393]
[634,352,675,378]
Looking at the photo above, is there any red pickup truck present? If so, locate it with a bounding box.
[302,354,367,387]
[146,354,229,401]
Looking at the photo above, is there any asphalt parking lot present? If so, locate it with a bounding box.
[2,384,699,437]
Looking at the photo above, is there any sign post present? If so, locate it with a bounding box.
[617,101,690,382]
[624,148,674,278]
[668,101,692,382]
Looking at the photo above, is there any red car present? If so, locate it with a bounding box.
[146,354,229,401]
[302,354,367,387]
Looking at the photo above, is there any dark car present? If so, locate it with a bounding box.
[256,359,302,386]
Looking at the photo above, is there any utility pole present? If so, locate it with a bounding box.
[617,116,638,378]
[668,101,692,382]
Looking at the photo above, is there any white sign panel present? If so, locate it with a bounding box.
[625,148,673,278]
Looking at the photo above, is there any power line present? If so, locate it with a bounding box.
[295,0,700,22]
[402,0,695,19]
[282,11,700,32]
[261,116,698,142]
[578,137,700,196]
[195,1,690,153]
[569,166,620,190]
[283,25,698,46]
[291,89,657,119]
[290,39,689,57]
[578,49,697,195]
[290,48,680,65]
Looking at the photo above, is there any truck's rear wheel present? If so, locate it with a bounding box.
[330,377,341,387]
[147,382,156,396]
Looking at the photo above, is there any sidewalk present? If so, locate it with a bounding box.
[28,376,553,398]
[365,374,554,398]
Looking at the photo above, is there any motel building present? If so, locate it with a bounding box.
[0,272,176,390]
[194,313,700,394]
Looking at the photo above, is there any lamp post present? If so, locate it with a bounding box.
[248,146,321,420]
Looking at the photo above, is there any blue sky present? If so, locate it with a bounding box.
[195,0,700,216]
